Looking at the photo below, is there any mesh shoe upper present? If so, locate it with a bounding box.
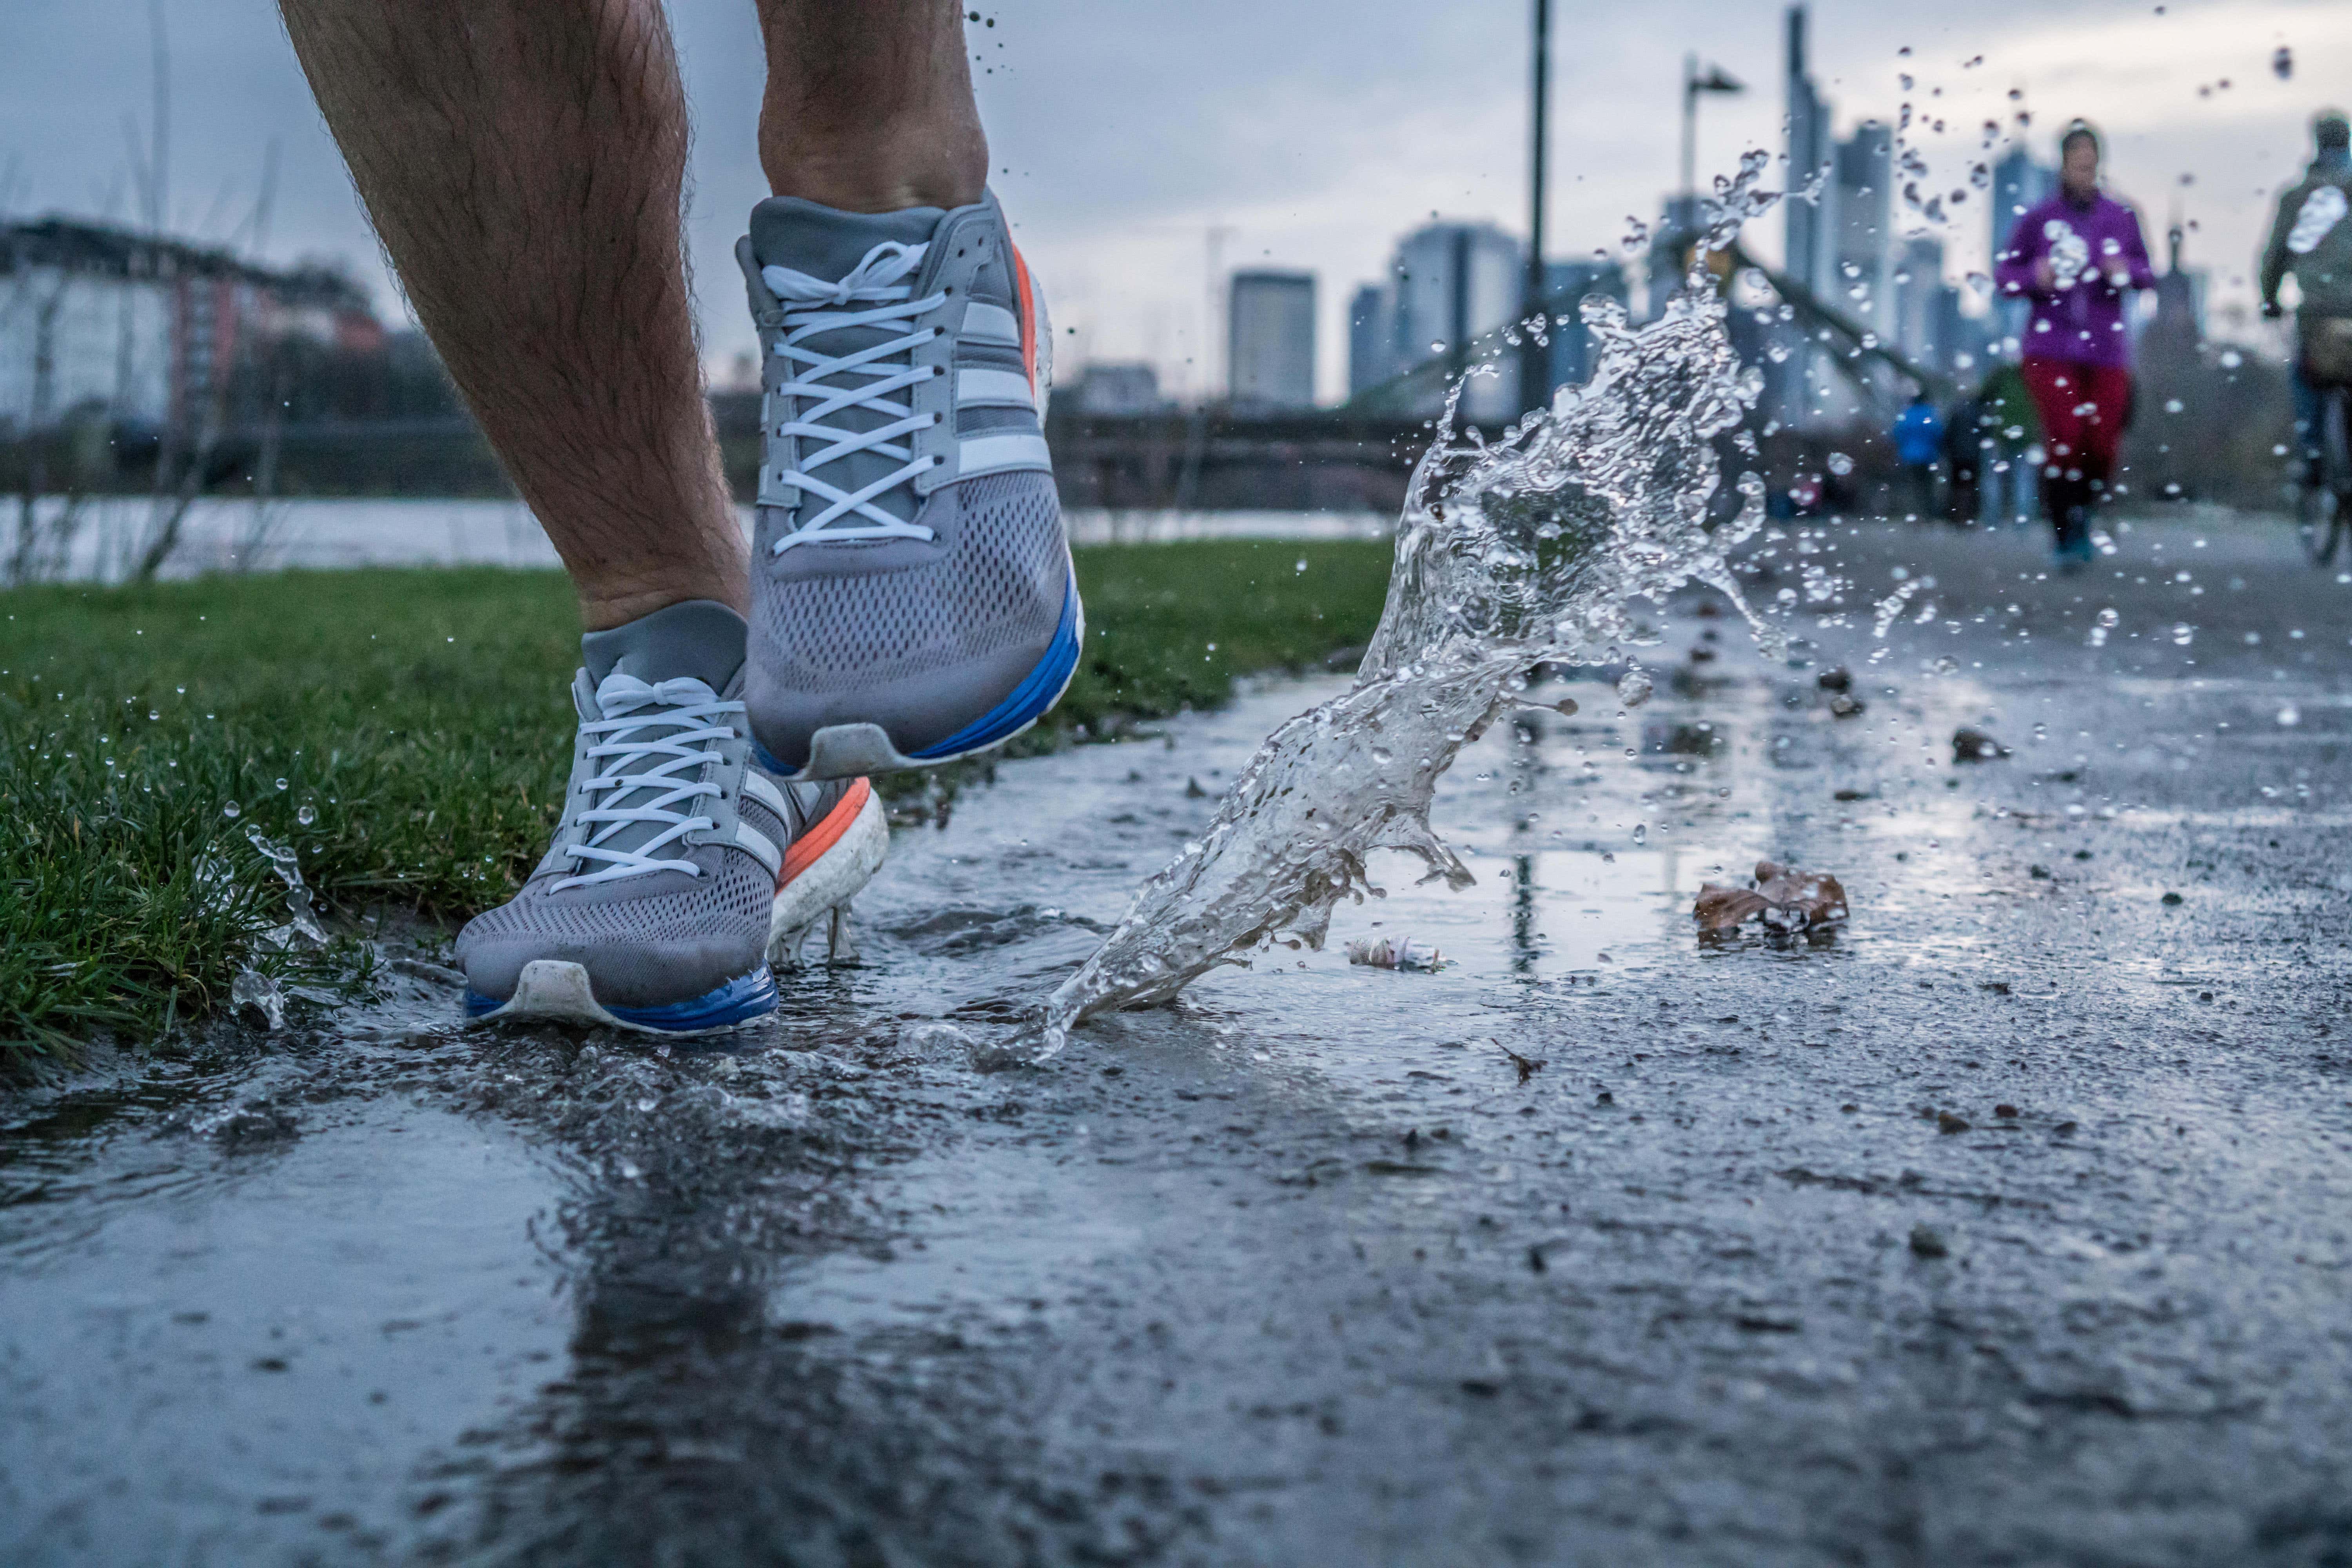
[457,603,811,1012]
[739,192,1073,769]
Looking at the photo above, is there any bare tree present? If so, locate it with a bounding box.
[8,277,103,586]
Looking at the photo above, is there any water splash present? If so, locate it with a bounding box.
[247,826,327,949]
[232,968,287,1032]
[1037,154,1783,1053]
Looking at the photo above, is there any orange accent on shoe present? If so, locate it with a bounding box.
[1013,245,1040,393]
[779,777,872,888]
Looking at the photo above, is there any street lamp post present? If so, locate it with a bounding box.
[1681,55,1746,214]
[1519,0,1551,417]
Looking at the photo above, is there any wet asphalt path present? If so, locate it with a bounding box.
[4,513,2350,1566]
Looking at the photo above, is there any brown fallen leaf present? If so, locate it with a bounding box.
[1693,859,1850,935]
[1500,1044,1547,1083]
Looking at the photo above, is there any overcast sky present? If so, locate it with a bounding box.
[5,0,2347,400]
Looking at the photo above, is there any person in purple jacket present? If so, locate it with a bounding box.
[1993,122,2157,568]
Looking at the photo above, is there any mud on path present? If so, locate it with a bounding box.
[5,518,2351,1566]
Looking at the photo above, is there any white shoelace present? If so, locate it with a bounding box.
[554,674,743,890]
[762,241,949,552]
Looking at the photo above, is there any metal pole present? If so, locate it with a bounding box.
[1519,0,1551,416]
[1680,52,1697,207]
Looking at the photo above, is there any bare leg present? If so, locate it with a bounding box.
[755,0,987,211]
[279,0,740,629]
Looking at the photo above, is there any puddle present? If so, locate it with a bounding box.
[0,1098,567,1560]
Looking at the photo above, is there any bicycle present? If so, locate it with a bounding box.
[2298,380,2352,567]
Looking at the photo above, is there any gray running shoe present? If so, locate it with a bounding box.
[458,601,887,1035]
[735,191,1082,780]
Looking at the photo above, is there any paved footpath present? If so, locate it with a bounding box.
[4,514,2350,1566]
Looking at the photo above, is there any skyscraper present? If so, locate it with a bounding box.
[1989,146,2057,275]
[1835,122,1893,339]
[1347,283,1392,399]
[1893,234,1945,367]
[1543,258,1628,394]
[1989,145,2056,349]
[1227,270,1316,412]
[1389,221,1525,420]
[1783,6,1835,303]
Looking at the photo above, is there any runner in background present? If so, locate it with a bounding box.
[2260,111,2352,491]
[1993,122,2156,570]
[1890,388,1944,521]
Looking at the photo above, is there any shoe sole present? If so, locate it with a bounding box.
[466,962,778,1037]
[769,779,890,969]
[764,571,1084,781]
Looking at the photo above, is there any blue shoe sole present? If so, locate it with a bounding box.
[466,966,778,1035]
[756,572,1084,777]
[911,574,1083,760]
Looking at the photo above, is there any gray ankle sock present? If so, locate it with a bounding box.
[748,197,946,279]
[581,600,748,691]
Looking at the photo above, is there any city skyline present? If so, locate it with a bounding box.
[2,0,2345,404]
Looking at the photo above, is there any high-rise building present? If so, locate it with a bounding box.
[1989,146,2056,274]
[1989,146,2056,348]
[1387,221,1524,420]
[1893,234,1945,367]
[1227,270,1316,412]
[1783,7,1836,304]
[1835,122,1893,339]
[1347,283,1393,399]
[1542,259,1628,394]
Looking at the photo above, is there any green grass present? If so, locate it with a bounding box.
[0,539,1393,1059]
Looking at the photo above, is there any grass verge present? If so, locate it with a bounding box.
[0,538,1392,1059]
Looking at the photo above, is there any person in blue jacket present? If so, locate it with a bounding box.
[1891,388,1945,521]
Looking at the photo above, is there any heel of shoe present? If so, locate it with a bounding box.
[767,786,889,971]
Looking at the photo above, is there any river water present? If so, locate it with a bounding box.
[19,499,1390,582]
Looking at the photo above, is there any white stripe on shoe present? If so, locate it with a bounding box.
[959,432,1053,477]
[961,301,1022,347]
[739,770,791,820]
[733,819,783,876]
[956,367,1036,409]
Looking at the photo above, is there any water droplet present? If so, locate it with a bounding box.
[296,804,317,827]
[1827,452,1855,477]
[2096,608,2119,628]
[2171,624,2194,646]
[2278,704,2301,727]
[222,800,242,819]
[1616,669,1654,708]
[1632,823,1648,846]
[274,777,289,791]
[147,711,159,721]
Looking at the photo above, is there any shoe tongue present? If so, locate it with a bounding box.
[748,197,945,280]
[750,199,949,534]
[580,600,746,693]
[570,604,744,877]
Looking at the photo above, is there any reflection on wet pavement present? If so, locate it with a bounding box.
[6,521,2352,1564]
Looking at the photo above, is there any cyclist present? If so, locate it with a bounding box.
[2260,111,2352,501]
[1994,121,2155,570]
